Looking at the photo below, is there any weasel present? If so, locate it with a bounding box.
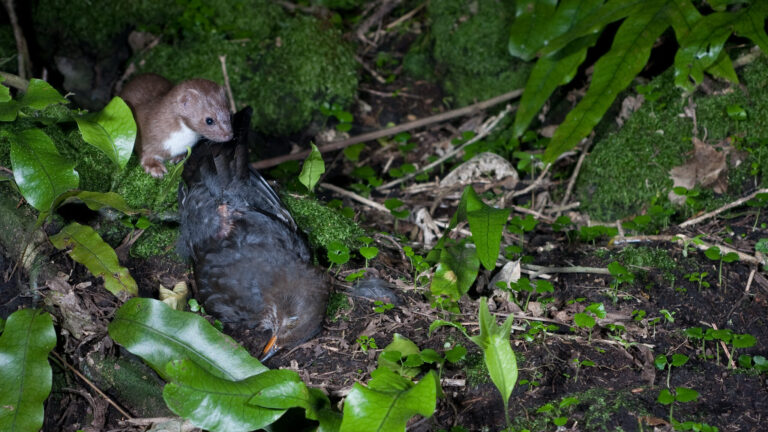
[120,73,233,178]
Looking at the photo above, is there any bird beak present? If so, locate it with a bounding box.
[259,333,279,362]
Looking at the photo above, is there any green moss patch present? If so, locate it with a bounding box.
[281,193,364,252]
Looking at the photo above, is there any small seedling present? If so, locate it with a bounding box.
[327,241,350,275]
[703,246,739,287]
[404,246,430,286]
[573,302,606,341]
[356,335,377,353]
[730,333,757,369]
[373,300,394,314]
[655,353,689,388]
[502,278,554,312]
[358,236,379,268]
[571,357,595,382]
[685,272,710,291]
[607,261,634,302]
[657,387,701,429]
[507,214,538,252]
[345,269,366,283]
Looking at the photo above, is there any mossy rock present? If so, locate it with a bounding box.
[409,0,531,106]
[281,193,364,253]
[137,14,358,136]
[576,55,768,221]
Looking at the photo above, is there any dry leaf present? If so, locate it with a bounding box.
[668,137,732,205]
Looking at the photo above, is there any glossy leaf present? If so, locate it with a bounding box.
[50,222,137,297]
[673,11,740,91]
[469,298,518,413]
[75,97,136,168]
[10,129,79,211]
[379,334,421,378]
[109,297,268,381]
[733,2,768,53]
[163,359,286,432]
[340,368,437,432]
[430,241,479,301]
[512,0,602,137]
[44,190,141,219]
[0,309,56,432]
[544,1,670,162]
[299,143,325,192]
[18,79,68,110]
[0,100,20,121]
[461,187,510,271]
[675,387,699,403]
[508,0,558,61]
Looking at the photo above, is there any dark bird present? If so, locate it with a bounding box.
[177,107,328,361]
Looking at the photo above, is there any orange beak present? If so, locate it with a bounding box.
[260,333,279,362]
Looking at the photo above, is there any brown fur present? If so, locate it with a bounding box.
[120,73,232,178]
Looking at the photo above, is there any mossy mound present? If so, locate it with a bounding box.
[405,0,531,106]
[136,14,358,137]
[576,55,768,222]
[281,193,364,253]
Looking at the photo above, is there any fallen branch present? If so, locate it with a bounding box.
[679,187,768,228]
[251,88,523,170]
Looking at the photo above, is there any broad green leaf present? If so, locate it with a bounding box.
[340,368,437,432]
[544,1,670,162]
[704,247,722,260]
[10,129,79,211]
[359,246,379,260]
[108,297,268,380]
[540,0,647,56]
[430,241,479,301]
[671,354,689,367]
[463,187,510,271]
[0,309,56,432]
[657,388,674,405]
[0,100,20,121]
[734,2,768,53]
[732,333,757,349]
[50,222,137,296]
[75,97,136,168]
[573,312,595,328]
[469,298,517,411]
[674,11,740,91]
[299,143,325,192]
[379,334,422,378]
[674,387,699,403]
[0,78,10,102]
[18,79,68,110]
[44,190,141,219]
[250,375,341,431]
[654,354,668,370]
[512,0,602,137]
[508,0,558,61]
[163,360,286,432]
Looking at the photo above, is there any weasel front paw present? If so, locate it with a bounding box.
[142,158,168,178]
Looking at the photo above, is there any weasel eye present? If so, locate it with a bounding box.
[205,117,214,125]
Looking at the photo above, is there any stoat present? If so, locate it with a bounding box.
[120,73,233,178]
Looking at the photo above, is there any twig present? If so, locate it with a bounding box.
[355,55,387,84]
[710,322,735,369]
[377,104,514,190]
[0,70,28,91]
[1,0,31,79]
[50,351,133,419]
[218,55,236,113]
[521,263,612,277]
[611,234,765,266]
[356,0,402,45]
[557,139,591,217]
[385,2,425,29]
[318,182,389,213]
[679,188,768,228]
[506,164,551,199]
[511,205,555,224]
[251,88,523,169]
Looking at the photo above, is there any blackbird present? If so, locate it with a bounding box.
[177,107,328,361]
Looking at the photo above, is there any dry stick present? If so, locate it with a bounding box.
[709,322,736,369]
[506,163,551,200]
[679,187,768,228]
[356,0,402,45]
[522,263,612,276]
[50,351,133,420]
[612,234,765,266]
[385,2,426,29]
[218,55,236,113]
[1,0,31,80]
[378,104,515,190]
[557,138,591,217]
[0,70,28,91]
[318,182,389,213]
[251,88,524,170]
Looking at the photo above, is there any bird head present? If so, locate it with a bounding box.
[258,271,328,362]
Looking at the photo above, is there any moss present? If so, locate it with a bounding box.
[281,193,364,252]
[463,351,490,386]
[617,245,677,282]
[245,16,358,135]
[130,224,179,259]
[576,55,768,221]
[137,15,358,136]
[111,157,179,212]
[326,292,352,322]
[415,0,531,106]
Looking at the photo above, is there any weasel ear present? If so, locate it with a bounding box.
[178,88,201,107]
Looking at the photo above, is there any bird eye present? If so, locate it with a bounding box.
[205,117,214,125]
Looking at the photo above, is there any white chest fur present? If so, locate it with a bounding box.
[162,122,199,157]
